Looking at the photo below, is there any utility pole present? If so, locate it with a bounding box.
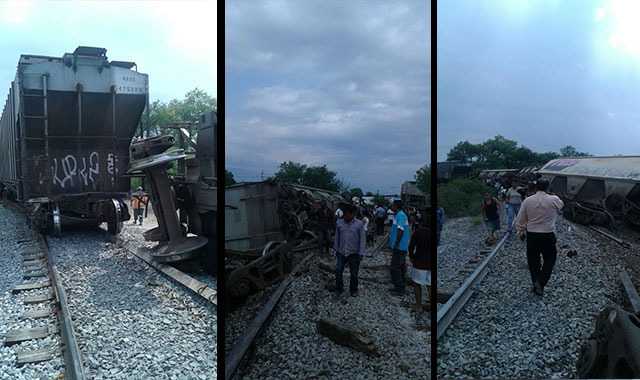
[261,169,264,181]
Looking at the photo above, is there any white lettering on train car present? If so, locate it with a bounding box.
[50,151,100,189]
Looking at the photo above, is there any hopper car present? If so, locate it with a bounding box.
[0,46,149,235]
[537,156,640,228]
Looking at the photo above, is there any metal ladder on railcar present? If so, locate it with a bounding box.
[18,72,58,233]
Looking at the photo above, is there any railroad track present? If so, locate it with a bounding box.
[106,234,217,306]
[225,249,317,380]
[437,233,509,339]
[1,199,85,379]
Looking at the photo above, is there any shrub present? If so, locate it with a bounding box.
[438,178,496,217]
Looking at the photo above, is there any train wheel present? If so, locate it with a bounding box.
[107,199,123,235]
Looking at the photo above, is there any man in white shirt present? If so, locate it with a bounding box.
[515,178,564,296]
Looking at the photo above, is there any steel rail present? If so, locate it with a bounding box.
[621,269,640,313]
[437,233,509,340]
[107,235,217,306]
[225,250,317,380]
[588,225,630,247]
[40,234,86,380]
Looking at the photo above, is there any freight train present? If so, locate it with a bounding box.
[537,156,640,228]
[0,46,148,235]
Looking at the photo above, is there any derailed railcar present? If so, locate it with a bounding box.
[537,156,640,227]
[0,46,148,235]
[225,180,350,299]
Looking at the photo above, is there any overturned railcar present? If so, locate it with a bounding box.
[225,181,350,298]
[128,111,216,272]
[538,156,640,227]
[0,47,148,235]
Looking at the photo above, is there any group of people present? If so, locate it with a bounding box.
[481,178,564,296]
[314,200,430,311]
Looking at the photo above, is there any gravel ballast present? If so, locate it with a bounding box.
[226,233,430,380]
[47,216,217,379]
[437,212,630,379]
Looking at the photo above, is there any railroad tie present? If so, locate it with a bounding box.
[4,325,58,345]
[24,292,55,304]
[12,280,50,293]
[17,348,55,364]
[22,254,45,261]
[24,270,48,279]
[22,307,57,319]
[24,262,45,271]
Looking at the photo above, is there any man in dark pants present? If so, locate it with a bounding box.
[333,204,366,298]
[515,178,564,296]
[389,200,410,295]
[314,202,333,255]
[374,204,386,236]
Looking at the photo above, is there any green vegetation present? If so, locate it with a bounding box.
[225,170,237,186]
[415,164,430,195]
[130,88,216,192]
[438,178,496,217]
[270,161,346,192]
[349,188,364,198]
[446,135,590,176]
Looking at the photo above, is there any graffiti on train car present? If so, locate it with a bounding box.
[50,152,100,189]
[29,150,127,193]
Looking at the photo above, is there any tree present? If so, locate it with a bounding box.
[301,165,341,192]
[446,135,572,172]
[349,188,364,198]
[273,161,344,192]
[415,164,430,195]
[225,170,237,186]
[559,145,590,157]
[447,141,482,162]
[273,161,307,183]
[141,88,217,136]
[168,88,217,123]
[365,191,373,196]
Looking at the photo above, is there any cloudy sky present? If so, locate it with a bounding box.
[0,1,216,105]
[438,0,640,161]
[225,1,430,195]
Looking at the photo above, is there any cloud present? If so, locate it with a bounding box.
[225,1,430,193]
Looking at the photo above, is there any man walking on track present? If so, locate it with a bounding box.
[515,178,564,296]
[506,179,522,233]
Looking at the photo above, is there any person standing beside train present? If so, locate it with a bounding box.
[389,200,410,295]
[333,204,366,298]
[515,178,564,296]
[505,180,523,233]
[129,187,147,225]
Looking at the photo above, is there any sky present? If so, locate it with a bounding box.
[438,0,640,162]
[225,1,430,195]
[0,1,216,105]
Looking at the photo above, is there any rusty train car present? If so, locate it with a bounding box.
[537,156,640,228]
[128,111,217,272]
[0,46,148,235]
